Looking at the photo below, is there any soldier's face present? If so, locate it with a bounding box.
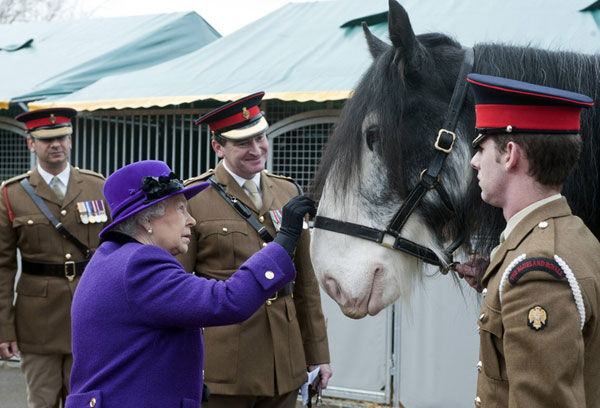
[148,194,196,256]
[470,138,507,208]
[27,135,72,171]
[212,134,269,179]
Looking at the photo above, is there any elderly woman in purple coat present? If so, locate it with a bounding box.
[66,160,315,408]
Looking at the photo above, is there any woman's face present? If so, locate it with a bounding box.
[149,194,196,256]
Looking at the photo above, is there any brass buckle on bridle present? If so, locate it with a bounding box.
[64,261,76,282]
[435,129,456,153]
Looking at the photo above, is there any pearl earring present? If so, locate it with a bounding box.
[147,228,153,235]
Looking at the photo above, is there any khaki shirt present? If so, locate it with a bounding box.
[178,162,330,396]
[476,197,600,407]
[0,166,107,354]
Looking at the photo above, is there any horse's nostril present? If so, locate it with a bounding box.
[324,277,343,303]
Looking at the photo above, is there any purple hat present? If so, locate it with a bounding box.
[100,160,208,239]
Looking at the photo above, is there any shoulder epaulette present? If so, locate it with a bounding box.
[184,169,214,186]
[265,171,303,194]
[265,171,293,181]
[76,168,106,180]
[1,171,31,188]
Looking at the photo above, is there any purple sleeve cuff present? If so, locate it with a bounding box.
[242,242,295,292]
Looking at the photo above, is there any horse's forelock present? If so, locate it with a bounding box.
[311,47,406,201]
[311,32,464,204]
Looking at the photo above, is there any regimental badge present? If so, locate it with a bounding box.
[269,209,282,232]
[527,305,548,331]
[242,107,250,119]
[50,114,56,124]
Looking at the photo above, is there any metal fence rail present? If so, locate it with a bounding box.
[73,109,217,181]
[0,128,31,182]
[1,102,340,184]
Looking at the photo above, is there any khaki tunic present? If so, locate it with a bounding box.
[178,162,330,396]
[0,166,107,354]
[476,197,600,407]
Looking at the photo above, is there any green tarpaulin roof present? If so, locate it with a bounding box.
[30,0,392,110]
[0,12,220,110]
[15,0,600,111]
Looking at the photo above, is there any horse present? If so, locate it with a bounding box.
[309,0,600,319]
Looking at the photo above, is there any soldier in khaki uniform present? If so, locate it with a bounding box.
[0,108,108,408]
[465,74,600,407]
[178,92,331,408]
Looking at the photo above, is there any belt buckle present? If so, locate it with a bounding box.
[266,291,278,306]
[64,261,76,281]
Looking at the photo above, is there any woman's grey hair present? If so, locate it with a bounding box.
[110,201,166,236]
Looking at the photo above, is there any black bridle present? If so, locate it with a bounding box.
[313,48,474,271]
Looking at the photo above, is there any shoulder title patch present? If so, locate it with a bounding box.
[509,257,565,284]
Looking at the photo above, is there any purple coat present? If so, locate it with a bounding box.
[66,235,295,408]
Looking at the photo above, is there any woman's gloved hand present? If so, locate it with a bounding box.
[274,195,316,257]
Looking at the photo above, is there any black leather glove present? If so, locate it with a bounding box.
[273,195,316,257]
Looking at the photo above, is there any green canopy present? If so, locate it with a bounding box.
[0,12,220,109]
[30,0,391,110]
[22,0,600,111]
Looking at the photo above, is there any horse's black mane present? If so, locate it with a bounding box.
[470,44,600,252]
[312,32,600,256]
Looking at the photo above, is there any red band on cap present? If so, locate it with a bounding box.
[25,116,72,130]
[208,106,260,131]
[475,104,582,131]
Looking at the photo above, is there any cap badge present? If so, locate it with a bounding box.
[506,125,513,133]
[527,305,548,330]
[242,107,250,119]
[50,114,56,124]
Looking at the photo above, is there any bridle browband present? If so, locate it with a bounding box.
[313,48,474,271]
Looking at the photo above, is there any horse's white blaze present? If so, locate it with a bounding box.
[311,113,450,318]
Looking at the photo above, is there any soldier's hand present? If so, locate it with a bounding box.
[456,254,489,293]
[0,341,20,360]
[274,195,316,256]
[281,195,316,235]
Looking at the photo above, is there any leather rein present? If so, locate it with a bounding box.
[313,48,474,271]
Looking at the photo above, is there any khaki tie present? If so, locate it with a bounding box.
[51,176,64,201]
[243,180,262,211]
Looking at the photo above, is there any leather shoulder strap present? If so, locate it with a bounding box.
[209,176,274,243]
[19,178,91,258]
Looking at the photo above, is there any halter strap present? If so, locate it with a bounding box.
[314,47,474,270]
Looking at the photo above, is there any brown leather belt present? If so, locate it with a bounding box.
[21,260,88,282]
[267,282,294,305]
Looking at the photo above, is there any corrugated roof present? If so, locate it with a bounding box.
[0,12,220,107]
[25,0,600,111]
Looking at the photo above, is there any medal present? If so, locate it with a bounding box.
[85,201,96,223]
[269,209,282,232]
[77,202,89,224]
[97,200,108,222]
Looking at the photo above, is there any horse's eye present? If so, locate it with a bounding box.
[365,126,379,151]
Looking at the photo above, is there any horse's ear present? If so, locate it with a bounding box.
[362,22,389,59]
[388,0,416,56]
